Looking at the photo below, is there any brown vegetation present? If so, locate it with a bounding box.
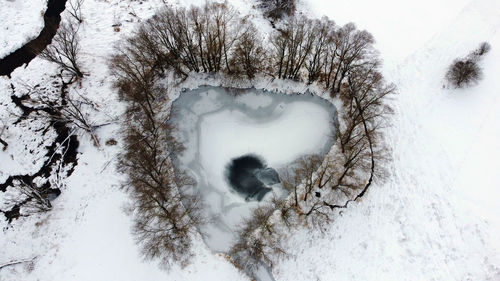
[136,2,243,77]
[267,16,378,97]
[111,25,202,268]
[229,22,266,79]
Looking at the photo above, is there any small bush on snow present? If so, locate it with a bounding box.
[445,41,491,88]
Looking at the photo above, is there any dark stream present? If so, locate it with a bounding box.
[0,0,67,76]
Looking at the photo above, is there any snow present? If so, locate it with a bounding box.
[169,86,336,253]
[1,0,499,280]
[303,0,471,66]
[0,130,248,281]
[0,1,251,280]
[0,0,47,58]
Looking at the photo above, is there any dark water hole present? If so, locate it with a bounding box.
[226,154,280,201]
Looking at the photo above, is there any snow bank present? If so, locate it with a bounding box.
[0,0,47,58]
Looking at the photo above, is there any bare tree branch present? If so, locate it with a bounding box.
[41,20,84,79]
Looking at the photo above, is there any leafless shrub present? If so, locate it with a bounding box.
[445,41,491,88]
[62,96,101,146]
[445,58,481,88]
[41,20,84,79]
[472,41,491,57]
[28,88,102,146]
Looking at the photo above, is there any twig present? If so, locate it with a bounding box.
[0,256,37,270]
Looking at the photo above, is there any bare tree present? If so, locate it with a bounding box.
[316,64,394,211]
[279,167,301,207]
[275,60,394,221]
[230,202,287,271]
[270,16,316,80]
[195,2,242,73]
[268,17,376,88]
[119,93,202,267]
[108,19,173,109]
[291,155,322,202]
[141,2,242,77]
[68,0,84,23]
[305,18,334,84]
[41,20,84,79]
[322,23,376,94]
[259,0,296,21]
[228,21,266,79]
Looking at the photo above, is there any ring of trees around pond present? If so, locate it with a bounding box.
[109,1,395,274]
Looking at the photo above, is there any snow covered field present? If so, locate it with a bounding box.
[0,0,499,280]
[169,86,336,253]
[271,0,500,280]
[303,0,472,66]
[0,0,47,58]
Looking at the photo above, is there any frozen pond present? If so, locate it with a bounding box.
[168,86,337,253]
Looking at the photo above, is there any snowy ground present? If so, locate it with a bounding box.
[303,0,472,67]
[1,0,499,280]
[0,1,250,280]
[272,0,500,280]
[169,86,336,253]
[0,0,47,58]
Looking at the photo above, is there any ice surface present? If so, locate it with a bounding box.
[169,86,337,253]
